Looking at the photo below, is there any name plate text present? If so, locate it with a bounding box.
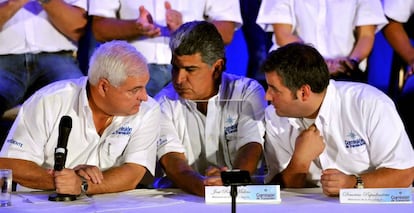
[205,185,281,204]
[340,188,412,204]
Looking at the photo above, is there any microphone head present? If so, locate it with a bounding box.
[57,115,72,149]
[60,115,72,129]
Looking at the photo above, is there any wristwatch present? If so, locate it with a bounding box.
[38,0,52,4]
[80,177,89,196]
[354,175,364,189]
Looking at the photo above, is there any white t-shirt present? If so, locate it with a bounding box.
[88,0,242,64]
[256,0,387,59]
[382,0,414,23]
[264,80,414,184]
[0,0,87,54]
[0,77,160,175]
[156,73,266,174]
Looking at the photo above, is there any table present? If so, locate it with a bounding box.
[1,188,413,213]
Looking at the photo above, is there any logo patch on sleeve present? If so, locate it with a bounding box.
[6,139,23,148]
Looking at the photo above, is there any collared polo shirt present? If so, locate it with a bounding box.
[264,80,414,184]
[156,73,266,174]
[0,77,160,174]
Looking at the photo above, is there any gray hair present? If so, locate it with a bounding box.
[88,40,148,87]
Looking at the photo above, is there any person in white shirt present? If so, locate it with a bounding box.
[155,21,266,196]
[0,0,87,116]
[263,43,414,196]
[89,0,243,97]
[0,40,160,196]
[382,0,414,146]
[256,0,387,82]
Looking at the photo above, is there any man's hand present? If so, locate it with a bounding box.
[321,169,355,196]
[203,166,228,186]
[165,1,182,33]
[205,166,228,177]
[135,6,161,38]
[54,168,82,195]
[326,58,363,80]
[73,164,103,184]
[294,124,325,164]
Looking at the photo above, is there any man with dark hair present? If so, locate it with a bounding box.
[263,43,414,196]
[155,21,266,196]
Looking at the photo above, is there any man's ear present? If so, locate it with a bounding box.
[212,59,224,79]
[298,84,312,101]
[97,78,110,96]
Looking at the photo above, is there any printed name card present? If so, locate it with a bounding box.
[340,188,412,204]
[205,185,281,204]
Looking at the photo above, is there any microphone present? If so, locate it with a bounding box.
[54,115,72,171]
[49,116,77,201]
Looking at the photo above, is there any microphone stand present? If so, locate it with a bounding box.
[48,193,77,201]
[230,184,238,213]
[220,170,251,213]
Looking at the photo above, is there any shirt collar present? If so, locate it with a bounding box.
[78,77,90,114]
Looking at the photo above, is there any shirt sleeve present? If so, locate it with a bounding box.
[355,0,388,31]
[362,96,414,170]
[156,97,186,160]
[256,0,294,32]
[383,0,414,23]
[235,80,266,149]
[122,98,160,175]
[0,93,55,166]
[205,0,243,28]
[68,0,87,10]
[88,0,120,17]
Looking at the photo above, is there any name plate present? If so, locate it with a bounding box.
[340,188,412,204]
[205,185,281,204]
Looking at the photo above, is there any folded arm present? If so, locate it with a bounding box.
[78,163,147,195]
[41,0,87,42]
[50,163,147,195]
[0,158,55,190]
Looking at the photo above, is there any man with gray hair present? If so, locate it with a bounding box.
[0,40,160,196]
[155,21,266,196]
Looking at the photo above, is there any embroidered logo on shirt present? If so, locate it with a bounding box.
[6,139,23,148]
[344,131,366,148]
[112,126,132,135]
[224,116,238,136]
[158,137,168,146]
